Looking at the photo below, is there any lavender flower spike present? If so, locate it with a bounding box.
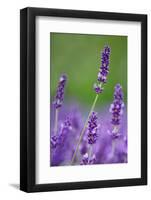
[53,74,67,109]
[51,117,72,149]
[87,112,98,144]
[94,46,111,94]
[53,74,67,136]
[71,46,110,164]
[109,83,124,138]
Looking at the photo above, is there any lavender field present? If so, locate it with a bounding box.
[50,33,127,166]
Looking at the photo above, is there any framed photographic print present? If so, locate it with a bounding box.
[20,7,147,192]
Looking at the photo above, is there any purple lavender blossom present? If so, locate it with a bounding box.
[93,83,104,94]
[51,135,58,149]
[87,112,98,145]
[64,117,72,128]
[59,117,72,144]
[109,84,124,126]
[51,116,72,166]
[81,153,89,165]
[95,109,127,164]
[94,46,111,94]
[53,74,67,109]
[98,46,110,83]
[81,153,96,165]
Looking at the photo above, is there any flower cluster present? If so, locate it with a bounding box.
[51,116,73,166]
[51,116,72,149]
[51,105,127,166]
[98,46,110,83]
[53,74,67,109]
[59,117,72,144]
[94,46,111,94]
[109,84,124,126]
[51,135,58,149]
[87,112,98,145]
[93,83,103,94]
[81,153,96,165]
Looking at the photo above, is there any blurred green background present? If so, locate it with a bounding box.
[50,33,127,108]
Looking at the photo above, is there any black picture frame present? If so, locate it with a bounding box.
[20,7,147,192]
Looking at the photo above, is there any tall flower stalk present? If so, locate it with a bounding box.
[81,112,98,165]
[109,84,124,157]
[53,74,67,135]
[51,116,72,166]
[71,46,111,164]
[87,112,98,145]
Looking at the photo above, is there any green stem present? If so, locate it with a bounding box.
[54,108,59,135]
[71,94,99,165]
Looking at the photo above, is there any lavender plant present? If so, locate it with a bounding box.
[53,74,67,136]
[109,84,124,138]
[81,112,98,165]
[51,116,73,166]
[94,46,110,93]
[71,46,111,164]
[87,112,98,145]
[108,84,125,161]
